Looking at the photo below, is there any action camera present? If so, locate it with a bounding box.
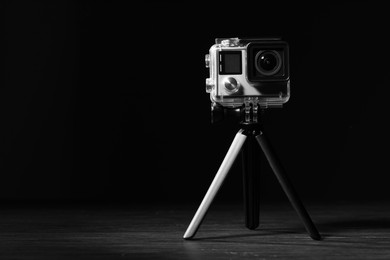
[205,38,290,109]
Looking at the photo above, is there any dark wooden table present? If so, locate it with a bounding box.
[0,201,390,259]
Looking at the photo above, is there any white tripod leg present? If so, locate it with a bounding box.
[183,130,247,239]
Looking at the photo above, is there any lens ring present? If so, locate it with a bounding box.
[255,50,282,76]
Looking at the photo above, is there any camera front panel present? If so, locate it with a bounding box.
[206,38,290,108]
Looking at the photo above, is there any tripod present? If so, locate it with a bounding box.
[183,121,321,240]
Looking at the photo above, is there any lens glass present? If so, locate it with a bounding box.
[259,53,277,71]
[255,50,282,76]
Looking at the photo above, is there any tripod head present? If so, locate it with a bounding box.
[211,98,266,126]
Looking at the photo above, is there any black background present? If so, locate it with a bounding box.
[2,1,390,205]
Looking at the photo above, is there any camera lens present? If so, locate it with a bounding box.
[255,50,282,76]
[259,53,277,70]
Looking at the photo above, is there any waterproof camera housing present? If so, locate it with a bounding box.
[205,38,290,109]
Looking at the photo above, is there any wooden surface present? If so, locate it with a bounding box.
[0,201,390,259]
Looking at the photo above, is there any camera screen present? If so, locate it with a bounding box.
[219,51,242,74]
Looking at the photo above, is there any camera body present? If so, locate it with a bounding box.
[206,38,290,109]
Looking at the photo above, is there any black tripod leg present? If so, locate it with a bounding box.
[255,131,321,240]
[242,134,260,230]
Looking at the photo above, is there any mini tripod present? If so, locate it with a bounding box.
[183,108,321,240]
